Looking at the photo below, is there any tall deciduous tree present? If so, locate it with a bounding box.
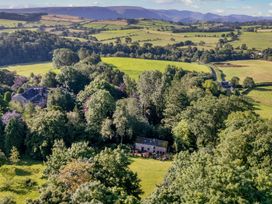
[53,48,79,68]
[4,117,26,155]
[47,88,75,112]
[56,66,90,93]
[26,110,68,159]
[85,90,115,134]
[113,98,150,144]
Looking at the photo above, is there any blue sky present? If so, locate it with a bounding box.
[0,0,272,16]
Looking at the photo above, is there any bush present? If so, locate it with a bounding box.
[0,197,16,204]
[0,149,7,165]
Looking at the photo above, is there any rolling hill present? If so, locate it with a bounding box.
[0,6,271,23]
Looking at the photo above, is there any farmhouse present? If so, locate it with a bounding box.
[12,87,48,108]
[134,137,168,154]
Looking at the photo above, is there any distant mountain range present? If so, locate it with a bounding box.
[0,6,272,23]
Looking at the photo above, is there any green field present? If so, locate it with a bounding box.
[0,19,26,27]
[217,60,272,83]
[94,29,223,47]
[247,86,272,119]
[129,158,172,197]
[232,32,272,50]
[84,19,185,31]
[2,62,57,77]
[0,162,45,204]
[1,58,208,79]
[0,158,171,202]
[102,57,210,79]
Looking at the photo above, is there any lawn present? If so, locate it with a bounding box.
[0,161,45,204]
[232,32,272,50]
[94,29,223,47]
[2,62,58,77]
[0,158,171,202]
[247,86,272,119]
[102,57,210,79]
[129,158,172,197]
[216,60,272,83]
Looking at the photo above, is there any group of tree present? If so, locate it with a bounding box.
[0,46,270,203]
[147,111,272,203]
[0,47,253,160]
[0,12,45,22]
[27,142,141,203]
[2,30,271,67]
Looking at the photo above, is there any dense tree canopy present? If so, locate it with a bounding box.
[147,112,272,204]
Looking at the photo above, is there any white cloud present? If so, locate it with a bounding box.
[214,9,224,14]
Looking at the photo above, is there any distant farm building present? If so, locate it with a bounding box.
[12,87,48,108]
[134,137,168,154]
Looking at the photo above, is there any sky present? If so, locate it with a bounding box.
[0,0,272,16]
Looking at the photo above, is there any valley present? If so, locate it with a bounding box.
[0,5,272,203]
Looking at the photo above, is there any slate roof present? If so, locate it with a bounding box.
[12,87,48,107]
[135,137,168,148]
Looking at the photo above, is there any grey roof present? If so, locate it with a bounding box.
[135,137,168,148]
[12,87,48,107]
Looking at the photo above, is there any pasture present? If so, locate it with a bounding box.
[94,29,223,47]
[102,57,210,79]
[83,20,129,30]
[216,60,272,83]
[2,58,209,79]
[247,86,272,119]
[232,32,272,50]
[2,62,57,77]
[0,158,171,202]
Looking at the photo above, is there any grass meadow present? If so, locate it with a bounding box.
[0,161,45,204]
[3,62,58,77]
[102,57,210,79]
[216,60,272,83]
[94,29,223,47]
[247,86,272,119]
[0,158,171,202]
[1,58,209,79]
[232,32,272,50]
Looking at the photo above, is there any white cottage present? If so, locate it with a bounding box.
[135,137,168,154]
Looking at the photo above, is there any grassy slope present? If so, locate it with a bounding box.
[102,57,210,79]
[0,158,171,202]
[217,60,272,83]
[232,32,272,50]
[0,162,45,204]
[94,29,223,47]
[247,86,272,119]
[129,158,172,198]
[3,62,58,77]
[1,58,209,80]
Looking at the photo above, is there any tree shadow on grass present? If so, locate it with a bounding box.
[15,168,32,176]
[253,87,272,92]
